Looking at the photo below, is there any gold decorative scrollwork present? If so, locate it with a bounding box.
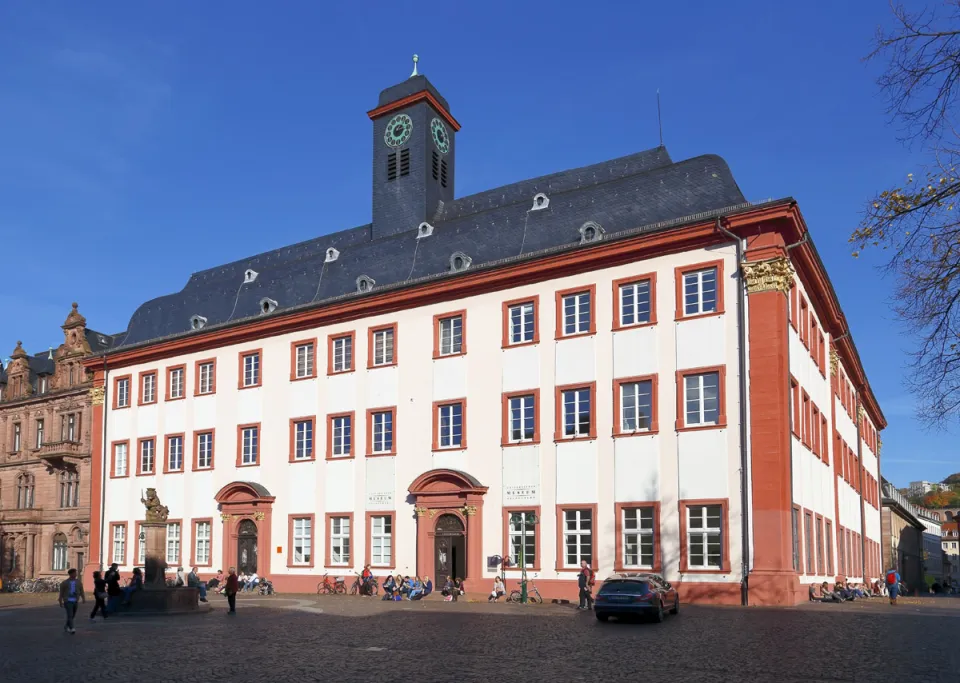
[253,511,265,521]
[220,513,233,522]
[414,506,427,517]
[830,348,840,375]
[460,505,478,517]
[89,387,105,406]
[741,257,794,295]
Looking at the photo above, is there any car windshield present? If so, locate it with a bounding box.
[599,580,649,594]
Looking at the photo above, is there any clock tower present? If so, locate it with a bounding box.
[368,65,459,241]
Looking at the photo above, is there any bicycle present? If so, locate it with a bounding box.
[349,573,379,596]
[317,574,346,595]
[508,579,543,604]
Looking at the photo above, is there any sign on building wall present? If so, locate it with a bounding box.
[504,485,538,504]
[365,457,395,510]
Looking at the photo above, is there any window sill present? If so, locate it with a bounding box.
[366,451,397,458]
[289,456,317,463]
[431,446,467,453]
[503,565,542,573]
[236,462,260,468]
[163,469,184,475]
[286,563,316,569]
[679,567,732,575]
[191,467,214,473]
[502,340,539,350]
[674,422,726,433]
[370,563,397,571]
[238,384,262,391]
[137,400,158,407]
[289,374,317,383]
[501,440,540,448]
[432,352,467,360]
[194,391,216,398]
[553,435,597,443]
[135,472,155,477]
[327,369,356,376]
[165,396,186,403]
[612,320,657,332]
[612,429,659,438]
[555,331,595,341]
[110,473,130,479]
[675,310,723,323]
[615,564,660,574]
[325,454,356,461]
[113,404,131,411]
[367,361,398,370]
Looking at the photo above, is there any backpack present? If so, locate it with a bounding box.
[885,571,896,585]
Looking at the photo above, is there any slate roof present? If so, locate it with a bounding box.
[117,145,747,348]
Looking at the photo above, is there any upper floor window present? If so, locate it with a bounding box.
[436,313,465,357]
[560,289,592,337]
[293,341,315,379]
[140,372,157,405]
[241,352,261,388]
[682,267,718,316]
[370,326,396,367]
[116,377,130,408]
[507,393,537,443]
[59,471,80,508]
[617,379,655,434]
[506,300,537,345]
[139,438,155,474]
[38,376,48,394]
[36,419,44,448]
[680,370,722,428]
[167,435,184,472]
[13,422,21,452]
[436,401,465,449]
[617,277,654,328]
[293,419,314,461]
[195,431,214,470]
[328,414,353,458]
[197,360,216,395]
[167,366,185,400]
[330,334,354,373]
[16,473,34,509]
[113,441,128,477]
[239,425,259,466]
[559,385,594,439]
[61,413,79,442]
[370,409,394,454]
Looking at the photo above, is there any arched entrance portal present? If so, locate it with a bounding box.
[215,482,275,575]
[408,469,488,585]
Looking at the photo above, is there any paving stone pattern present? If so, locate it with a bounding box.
[1,595,957,683]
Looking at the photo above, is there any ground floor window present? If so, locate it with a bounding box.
[686,505,723,569]
[508,511,537,568]
[791,507,801,572]
[52,533,68,571]
[195,522,211,565]
[563,508,593,568]
[621,507,654,569]
[825,520,834,575]
[166,523,181,565]
[804,512,814,574]
[111,525,126,565]
[292,517,312,565]
[370,515,392,567]
[330,516,350,565]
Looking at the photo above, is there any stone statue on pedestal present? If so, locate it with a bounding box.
[141,488,169,523]
[140,489,169,588]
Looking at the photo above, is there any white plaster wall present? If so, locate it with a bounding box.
[98,245,744,585]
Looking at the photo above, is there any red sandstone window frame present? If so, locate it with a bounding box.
[324,512,355,569]
[432,399,468,451]
[825,519,834,576]
[800,297,810,348]
[326,411,356,460]
[810,318,820,365]
[365,511,397,570]
[818,332,826,377]
[674,259,725,321]
[134,521,145,565]
[190,518,214,568]
[236,422,261,467]
[820,415,830,466]
[790,376,800,438]
[501,389,541,446]
[137,370,158,406]
[678,499,731,574]
[789,284,798,331]
[327,331,357,375]
[367,323,399,368]
[792,504,803,573]
[165,364,187,401]
[194,358,217,396]
[366,406,398,456]
[289,338,318,381]
[109,522,128,566]
[815,514,825,575]
[554,284,597,339]
[110,439,130,478]
[837,524,846,576]
[554,382,597,441]
[803,509,815,575]
[614,502,661,573]
[613,375,659,436]
[238,349,263,390]
[163,432,186,474]
[501,296,541,348]
[113,374,132,410]
[433,310,468,358]
[192,429,216,471]
[612,273,657,330]
[675,366,727,432]
[289,416,317,463]
[136,436,156,476]
[801,391,811,448]
[811,405,821,457]
[502,507,541,571]
[287,513,317,569]
[555,504,599,571]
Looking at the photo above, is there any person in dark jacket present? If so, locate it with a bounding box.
[90,571,109,621]
[104,563,123,613]
[225,567,239,614]
[578,560,594,610]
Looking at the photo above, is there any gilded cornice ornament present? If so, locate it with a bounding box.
[220,513,233,522]
[460,505,478,517]
[741,257,794,295]
[414,506,427,517]
[253,511,265,521]
[830,348,840,376]
[89,387,105,406]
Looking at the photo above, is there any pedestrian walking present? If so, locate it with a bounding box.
[885,567,901,605]
[90,571,108,621]
[577,560,594,610]
[105,563,123,613]
[58,568,86,634]
[225,567,239,615]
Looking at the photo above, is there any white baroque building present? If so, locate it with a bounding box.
[81,71,886,605]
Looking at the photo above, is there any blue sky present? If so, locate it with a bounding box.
[0,1,954,486]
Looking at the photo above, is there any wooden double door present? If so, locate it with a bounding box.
[433,514,466,587]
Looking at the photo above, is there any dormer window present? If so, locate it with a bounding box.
[531,193,550,211]
[244,269,259,284]
[260,298,278,315]
[579,221,604,244]
[449,252,472,272]
[356,276,376,293]
[190,315,208,330]
[417,222,434,239]
[325,247,340,263]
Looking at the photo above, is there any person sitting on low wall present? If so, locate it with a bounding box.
[187,567,208,603]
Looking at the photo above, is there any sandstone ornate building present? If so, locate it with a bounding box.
[82,71,886,604]
[0,305,117,579]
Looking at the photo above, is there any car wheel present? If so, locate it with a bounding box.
[651,601,665,623]
[595,612,609,622]
[670,597,679,615]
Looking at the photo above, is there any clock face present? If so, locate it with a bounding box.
[384,114,413,148]
[431,118,450,154]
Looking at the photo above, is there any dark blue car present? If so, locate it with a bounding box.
[594,573,679,623]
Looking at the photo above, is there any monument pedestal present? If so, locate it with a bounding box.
[142,522,168,590]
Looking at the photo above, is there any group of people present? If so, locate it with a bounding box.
[809,568,905,605]
[380,572,436,600]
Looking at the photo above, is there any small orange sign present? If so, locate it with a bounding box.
[276,546,282,554]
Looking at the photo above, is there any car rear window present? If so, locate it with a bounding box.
[599,580,649,594]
